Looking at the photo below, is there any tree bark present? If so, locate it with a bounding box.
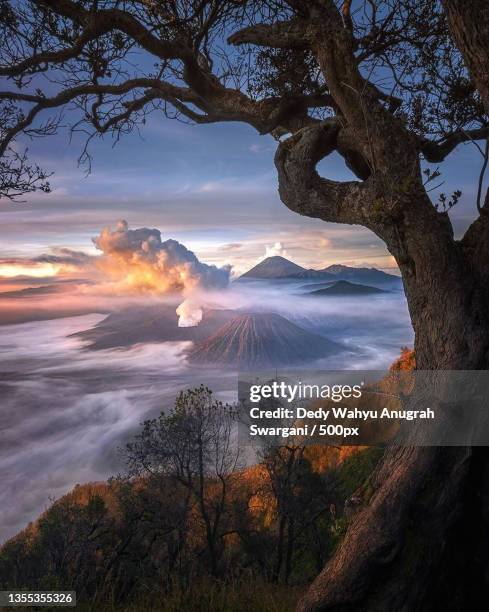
[291,197,489,610]
[442,0,489,114]
[297,445,489,612]
[283,138,489,609]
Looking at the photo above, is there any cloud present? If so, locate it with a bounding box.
[0,248,94,282]
[0,275,413,543]
[0,259,65,279]
[0,313,196,542]
[34,248,93,266]
[92,220,231,325]
[93,220,230,293]
[263,241,289,260]
[197,181,219,192]
[221,242,243,252]
[0,222,236,326]
[318,237,332,248]
[249,143,270,154]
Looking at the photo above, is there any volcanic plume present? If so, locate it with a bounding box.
[92,220,230,325]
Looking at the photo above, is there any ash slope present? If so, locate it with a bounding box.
[189,312,343,369]
[72,304,237,350]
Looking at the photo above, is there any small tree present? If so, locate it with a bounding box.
[259,443,332,585]
[124,386,241,577]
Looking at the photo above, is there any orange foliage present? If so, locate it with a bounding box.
[389,346,415,371]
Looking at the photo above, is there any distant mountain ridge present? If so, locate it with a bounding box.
[240,256,401,286]
[239,256,333,280]
[323,264,399,285]
[308,280,387,296]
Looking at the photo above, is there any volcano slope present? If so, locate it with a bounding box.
[72,304,237,349]
[189,312,343,369]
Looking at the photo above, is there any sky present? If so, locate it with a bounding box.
[0,108,484,278]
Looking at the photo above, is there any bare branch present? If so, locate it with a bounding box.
[0,79,198,156]
[476,138,489,214]
[0,21,113,78]
[422,127,489,162]
[37,0,188,61]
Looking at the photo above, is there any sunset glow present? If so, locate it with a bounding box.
[0,262,63,278]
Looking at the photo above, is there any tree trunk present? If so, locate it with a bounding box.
[295,212,489,611]
[276,123,489,612]
[273,515,287,584]
[285,517,295,585]
[298,442,489,611]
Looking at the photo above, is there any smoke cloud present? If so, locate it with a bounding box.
[92,220,230,325]
[263,241,289,260]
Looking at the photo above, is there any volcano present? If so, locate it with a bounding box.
[239,256,334,280]
[189,312,341,368]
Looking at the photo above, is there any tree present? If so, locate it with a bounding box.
[1,1,489,609]
[0,489,116,598]
[124,386,241,577]
[260,443,332,585]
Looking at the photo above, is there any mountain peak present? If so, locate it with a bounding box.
[189,312,341,368]
[239,256,306,279]
[324,264,351,273]
[262,255,291,262]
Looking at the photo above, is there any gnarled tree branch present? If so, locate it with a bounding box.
[421,127,489,163]
[275,119,373,226]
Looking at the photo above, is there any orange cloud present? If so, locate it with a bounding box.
[92,220,230,325]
